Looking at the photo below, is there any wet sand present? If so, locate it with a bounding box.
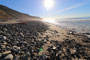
[37,22,90,60]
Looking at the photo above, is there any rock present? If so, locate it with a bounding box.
[21,55,30,60]
[13,46,20,50]
[26,52,30,56]
[11,46,21,54]
[54,30,58,33]
[53,46,56,49]
[68,30,76,35]
[3,41,7,45]
[13,55,20,60]
[2,51,11,55]
[3,36,7,40]
[21,52,30,60]
[4,28,8,31]
[0,35,7,40]
[0,53,2,58]
[0,35,4,40]
[6,46,10,49]
[15,41,19,44]
[4,54,13,60]
[11,46,20,54]
[69,31,73,34]
[20,33,24,37]
[1,45,6,49]
[86,35,90,38]
[84,33,90,35]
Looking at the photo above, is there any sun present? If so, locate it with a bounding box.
[44,0,54,10]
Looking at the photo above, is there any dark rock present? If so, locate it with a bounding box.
[0,35,7,40]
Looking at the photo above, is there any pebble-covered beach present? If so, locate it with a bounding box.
[0,21,90,60]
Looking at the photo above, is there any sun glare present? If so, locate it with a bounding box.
[43,18,56,24]
[44,0,54,10]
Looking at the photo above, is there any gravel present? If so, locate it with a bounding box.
[0,21,90,60]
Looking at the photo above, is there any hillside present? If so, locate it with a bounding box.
[0,5,42,23]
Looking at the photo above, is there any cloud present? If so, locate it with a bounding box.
[45,2,85,18]
[44,0,89,18]
[53,0,89,14]
[56,2,85,13]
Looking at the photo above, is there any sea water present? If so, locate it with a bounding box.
[43,18,90,33]
[57,19,90,33]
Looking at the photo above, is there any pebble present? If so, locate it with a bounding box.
[53,46,56,49]
[13,46,20,50]
[4,54,13,60]
[1,45,6,49]
[4,28,8,31]
[2,51,11,55]
[0,21,89,60]
[3,36,7,40]
[86,35,90,38]
[0,53,2,58]
[3,41,7,45]
[20,33,24,37]
[0,35,4,40]
[13,55,20,60]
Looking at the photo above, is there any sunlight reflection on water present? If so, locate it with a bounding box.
[42,18,58,24]
[42,18,90,33]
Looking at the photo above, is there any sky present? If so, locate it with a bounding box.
[0,0,90,19]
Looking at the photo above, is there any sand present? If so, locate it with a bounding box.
[38,22,90,59]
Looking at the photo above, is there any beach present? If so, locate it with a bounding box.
[0,21,90,60]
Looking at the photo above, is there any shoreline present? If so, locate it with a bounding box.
[0,21,90,60]
[38,22,90,59]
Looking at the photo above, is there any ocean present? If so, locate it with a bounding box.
[43,18,90,33]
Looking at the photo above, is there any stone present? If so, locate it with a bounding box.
[69,31,73,34]
[43,39,47,42]
[20,33,24,37]
[21,55,30,60]
[53,46,56,49]
[1,45,6,49]
[70,49,76,54]
[0,35,4,40]
[68,30,76,35]
[2,51,11,55]
[13,55,20,60]
[0,53,2,58]
[4,54,13,60]
[3,36,7,40]
[3,41,7,45]
[86,35,90,38]
[6,46,10,49]
[4,28,8,31]
[13,46,20,50]
[0,35,7,40]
